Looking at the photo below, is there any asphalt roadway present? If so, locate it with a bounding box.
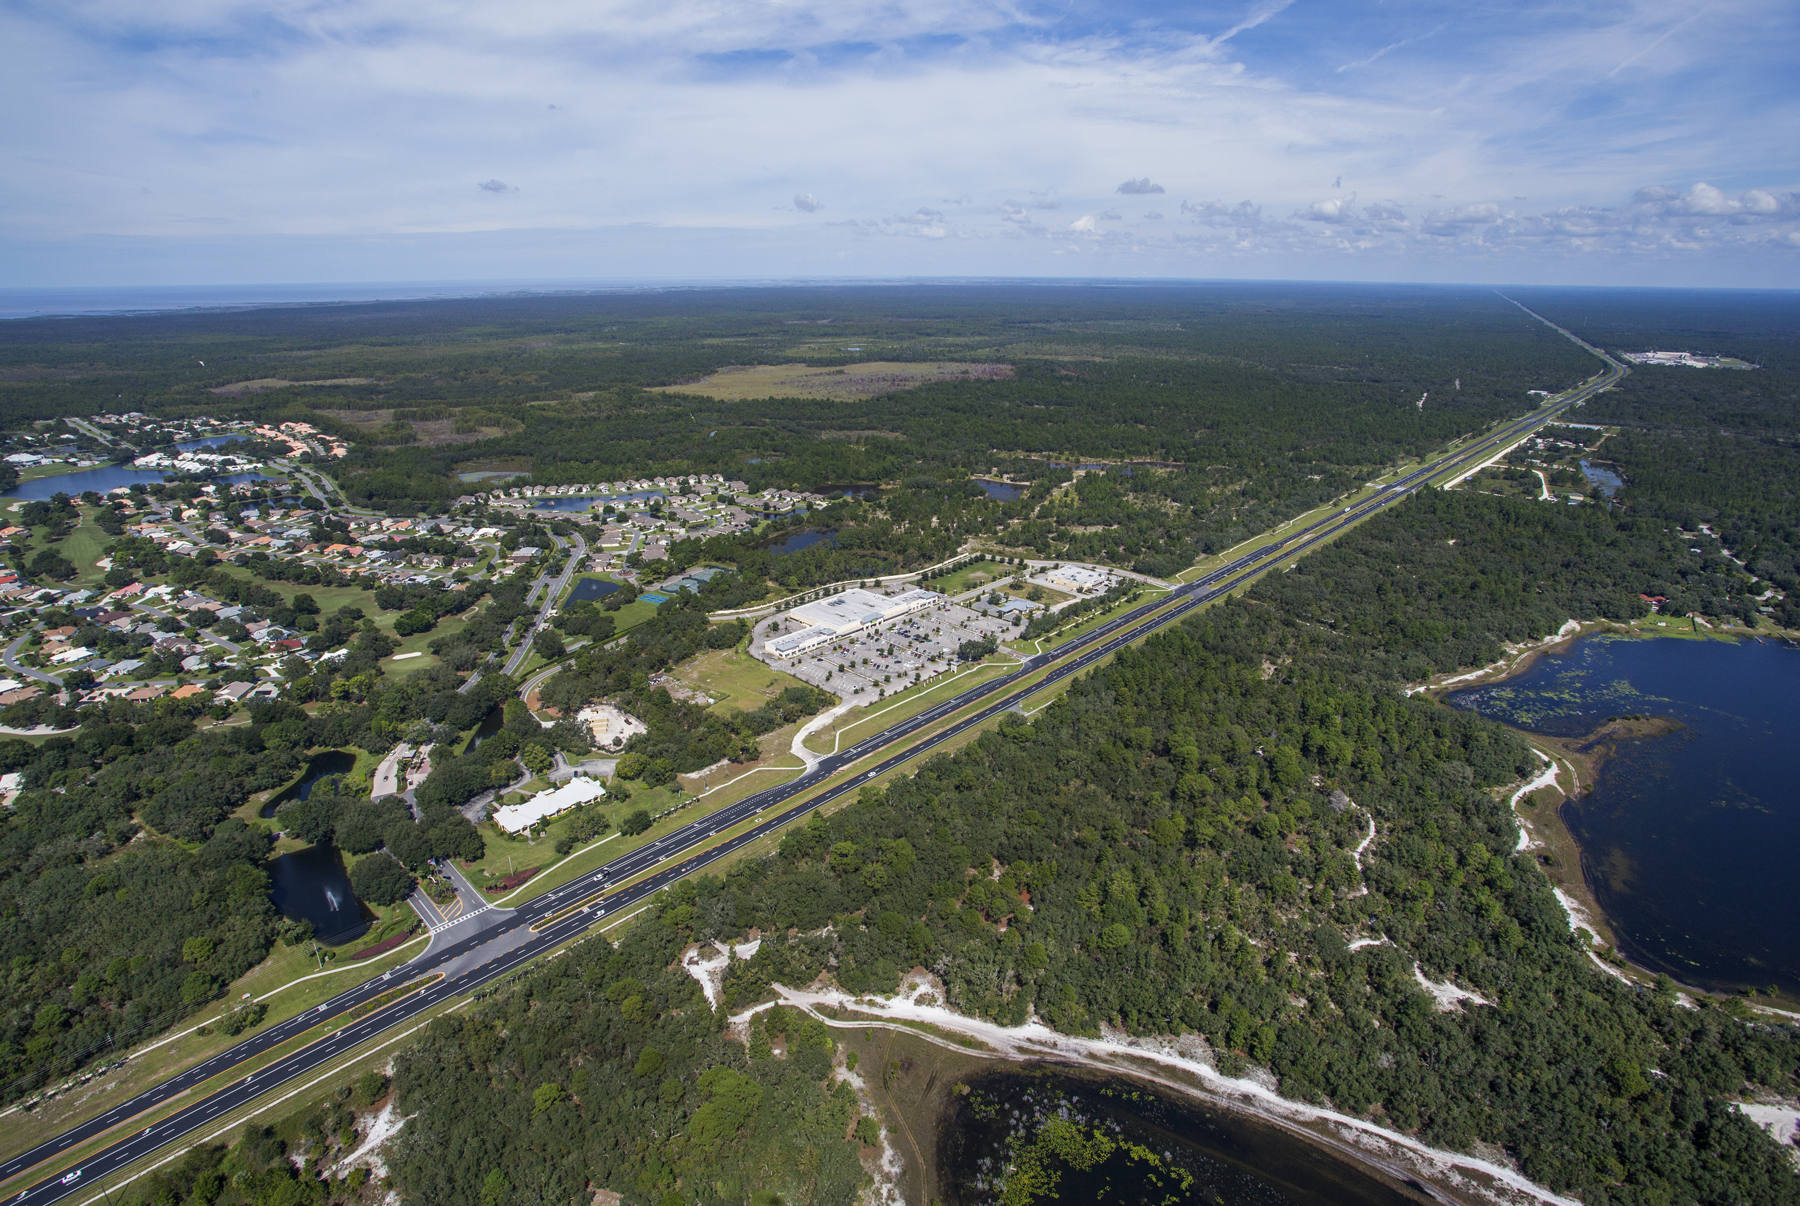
[1,351,1623,1205]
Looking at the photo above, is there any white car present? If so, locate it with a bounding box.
[61,1169,82,1185]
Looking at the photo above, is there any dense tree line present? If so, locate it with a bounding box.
[387,908,868,1206]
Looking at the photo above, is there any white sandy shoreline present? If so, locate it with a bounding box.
[736,974,1580,1206]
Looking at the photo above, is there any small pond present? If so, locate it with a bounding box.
[568,577,624,604]
[260,749,358,818]
[1579,460,1623,497]
[767,528,838,556]
[973,478,1024,501]
[267,843,368,945]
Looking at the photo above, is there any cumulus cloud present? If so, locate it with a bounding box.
[880,208,948,238]
[476,179,515,193]
[793,192,823,212]
[1116,178,1165,195]
[1069,214,1097,232]
[1632,182,1798,221]
[999,200,1040,228]
[1181,199,1262,228]
[1300,196,1354,224]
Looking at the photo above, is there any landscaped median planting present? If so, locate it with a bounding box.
[484,867,540,894]
[347,928,417,962]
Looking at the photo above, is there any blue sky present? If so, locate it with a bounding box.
[3,0,1797,288]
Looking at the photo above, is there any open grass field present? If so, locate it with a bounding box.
[667,645,810,714]
[652,360,1013,402]
[930,559,1016,596]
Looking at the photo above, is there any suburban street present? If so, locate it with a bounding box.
[0,328,1625,1205]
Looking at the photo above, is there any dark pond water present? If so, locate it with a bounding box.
[221,472,275,485]
[174,434,248,451]
[267,843,367,944]
[767,528,838,556]
[568,576,623,603]
[260,749,357,818]
[939,1070,1421,1206]
[4,465,171,499]
[469,705,505,749]
[1579,460,1623,496]
[531,490,664,513]
[973,478,1024,501]
[1447,635,1800,994]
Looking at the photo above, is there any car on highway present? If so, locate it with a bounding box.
[61,1170,81,1186]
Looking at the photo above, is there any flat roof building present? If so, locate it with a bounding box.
[492,776,607,834]
[767,587,941,659]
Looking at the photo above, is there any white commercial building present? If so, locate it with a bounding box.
[1040,564,1111,594]
[492,776,606,834]
[767,587,941,659]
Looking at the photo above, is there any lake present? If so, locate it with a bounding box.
[4,465,171,499]
[261,749,358,818]
[267,842,368,945]
[973,478,1024,501]
[1446,635,1800,994]
[767,528,838,555]
[938,1069,1420,1205]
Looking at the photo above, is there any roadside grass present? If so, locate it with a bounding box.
[35,893,662,1206]
[0,978,452,1204]
[1017,586,1176,656]
[0,911,424,1167]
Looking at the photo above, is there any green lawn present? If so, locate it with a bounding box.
[49,516,113,583]
[930,559,1016,596]
[672,645,811,714]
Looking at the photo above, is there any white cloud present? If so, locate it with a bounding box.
[1,0,1795,285]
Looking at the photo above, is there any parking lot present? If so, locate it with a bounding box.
[750,597,1018,701]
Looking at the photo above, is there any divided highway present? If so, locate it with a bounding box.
[2,347,1622,1205]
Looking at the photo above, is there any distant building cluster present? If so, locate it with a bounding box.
[1620,350,1755,370]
